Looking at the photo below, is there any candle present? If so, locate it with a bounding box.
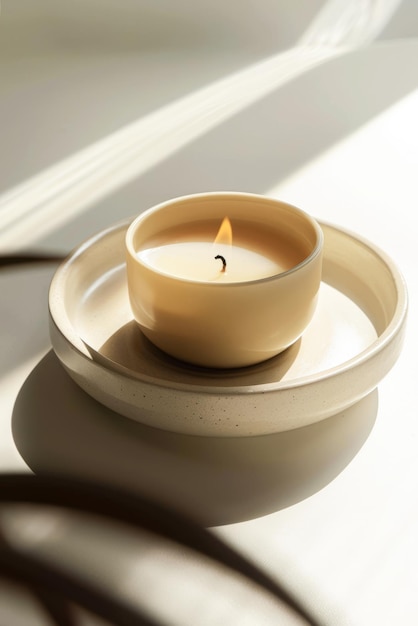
[138,242,283,282]
[137,217,301,282]
[126,192,323,368]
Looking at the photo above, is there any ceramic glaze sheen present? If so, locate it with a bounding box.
[126,192,323,368]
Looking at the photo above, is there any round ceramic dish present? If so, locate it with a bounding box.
[49,219,407,436]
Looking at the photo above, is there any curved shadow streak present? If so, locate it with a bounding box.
[43,41,418,248]
[96,320,301,387]
[13,351,378,527]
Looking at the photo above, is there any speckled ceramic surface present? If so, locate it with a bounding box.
[48,219,407,436]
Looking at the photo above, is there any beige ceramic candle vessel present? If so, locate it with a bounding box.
[126,192,323,368]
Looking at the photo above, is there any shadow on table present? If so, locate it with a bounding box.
[12,351,378,527]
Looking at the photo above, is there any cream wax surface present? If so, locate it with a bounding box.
[138,242,286,282]
[137,220,306,283]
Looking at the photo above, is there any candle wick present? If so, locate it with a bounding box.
[214,254,227,272]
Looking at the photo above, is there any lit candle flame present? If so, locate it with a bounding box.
[214,217,232,245]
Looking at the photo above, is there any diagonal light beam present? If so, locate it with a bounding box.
[0,0,401,249]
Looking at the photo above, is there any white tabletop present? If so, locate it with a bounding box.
[1,2,418,624]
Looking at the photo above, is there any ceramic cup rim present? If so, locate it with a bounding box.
[125,191,324,286]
